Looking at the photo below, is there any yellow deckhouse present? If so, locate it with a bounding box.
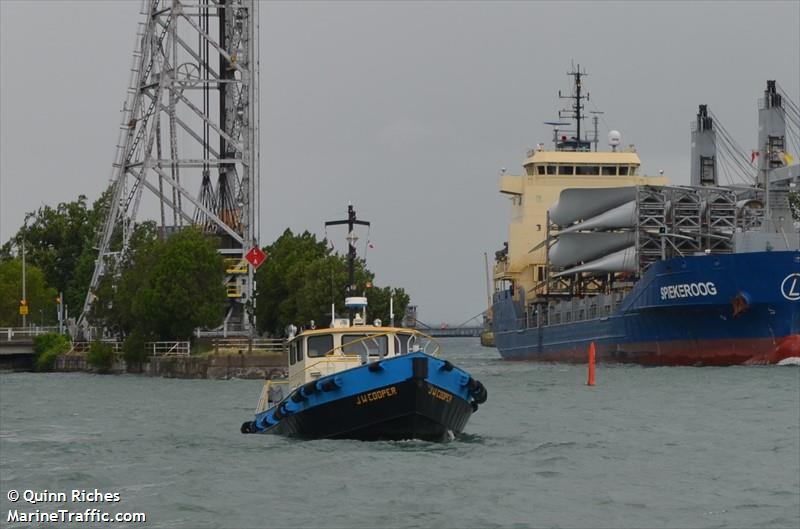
[494,67,669,299]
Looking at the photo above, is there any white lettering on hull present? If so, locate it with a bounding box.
[660,282,718,300]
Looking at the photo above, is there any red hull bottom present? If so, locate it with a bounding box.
[502,335,800,366]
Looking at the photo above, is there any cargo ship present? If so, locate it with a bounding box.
[491,66,799,365]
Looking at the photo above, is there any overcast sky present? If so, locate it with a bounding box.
[1,1,798,323]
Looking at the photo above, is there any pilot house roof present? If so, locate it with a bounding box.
[523,151,641,167]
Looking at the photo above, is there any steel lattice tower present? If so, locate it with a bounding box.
[79,0,260,335]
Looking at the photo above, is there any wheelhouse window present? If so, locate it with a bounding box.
[289,341,297,365]
[342,334,388,357]
[558,165,574,175]
[601,166,616,176]
[537,165,546,175]
[618,166,629,175]
[546,165,556,175]
[575,165,600,175]
[307,334,333,357]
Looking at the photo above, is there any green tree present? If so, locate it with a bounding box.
[138,228,226,339]
[1,190,114,314]
[255,229,410,335]
[87,340,114,374]
[365,286,410,327]
[0,260,58,326]
[122,330,148,370]
[87,222,159,335]
[93,228,226,341]
[255,229,330,335]
[32,332,70,371]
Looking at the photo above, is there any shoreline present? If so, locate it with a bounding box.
[2,351,287,380]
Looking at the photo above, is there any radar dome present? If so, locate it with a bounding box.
[608,130,622,147]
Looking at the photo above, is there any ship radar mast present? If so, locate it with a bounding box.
[325,204,371,323]
[553,63,592,152]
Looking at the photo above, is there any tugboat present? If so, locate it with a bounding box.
[240,205,487,441]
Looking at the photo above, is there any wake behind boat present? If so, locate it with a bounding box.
[241,206,487,441]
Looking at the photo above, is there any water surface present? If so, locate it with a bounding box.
[1,338,798,528]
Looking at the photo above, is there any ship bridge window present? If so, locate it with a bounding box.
[342,334,388,358]
[575,165,600,175]
[546,165,557,175]
[537,165,546,175]
[558,165,574,175]
[601,166,617,176]
[619,166,629,175]
[307,334,333,358]
[289,341,298,365]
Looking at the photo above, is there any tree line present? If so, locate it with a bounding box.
[0,193,410,347]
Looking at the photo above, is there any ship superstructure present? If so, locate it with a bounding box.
[492,67,799,365]
[496,66,668,301]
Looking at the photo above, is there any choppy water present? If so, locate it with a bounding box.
[1,338,798,528]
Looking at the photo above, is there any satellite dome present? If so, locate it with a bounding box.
[608,130,622,147]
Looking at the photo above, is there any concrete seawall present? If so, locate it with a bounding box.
[54,352,288,380]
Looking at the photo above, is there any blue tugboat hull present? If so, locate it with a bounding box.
[244,352,486,441]
[263,378,473,441]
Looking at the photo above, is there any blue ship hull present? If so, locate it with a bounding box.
[492,251,800,365]
[242,352,487,441]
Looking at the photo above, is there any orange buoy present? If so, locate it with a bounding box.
[587,342,596,386]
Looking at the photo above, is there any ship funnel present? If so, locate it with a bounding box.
[559,200,637,234]
[549,232,636,267]
[553,246,637,277]
[550,187,637,227]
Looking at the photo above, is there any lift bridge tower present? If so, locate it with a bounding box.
[79,0,260,336]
